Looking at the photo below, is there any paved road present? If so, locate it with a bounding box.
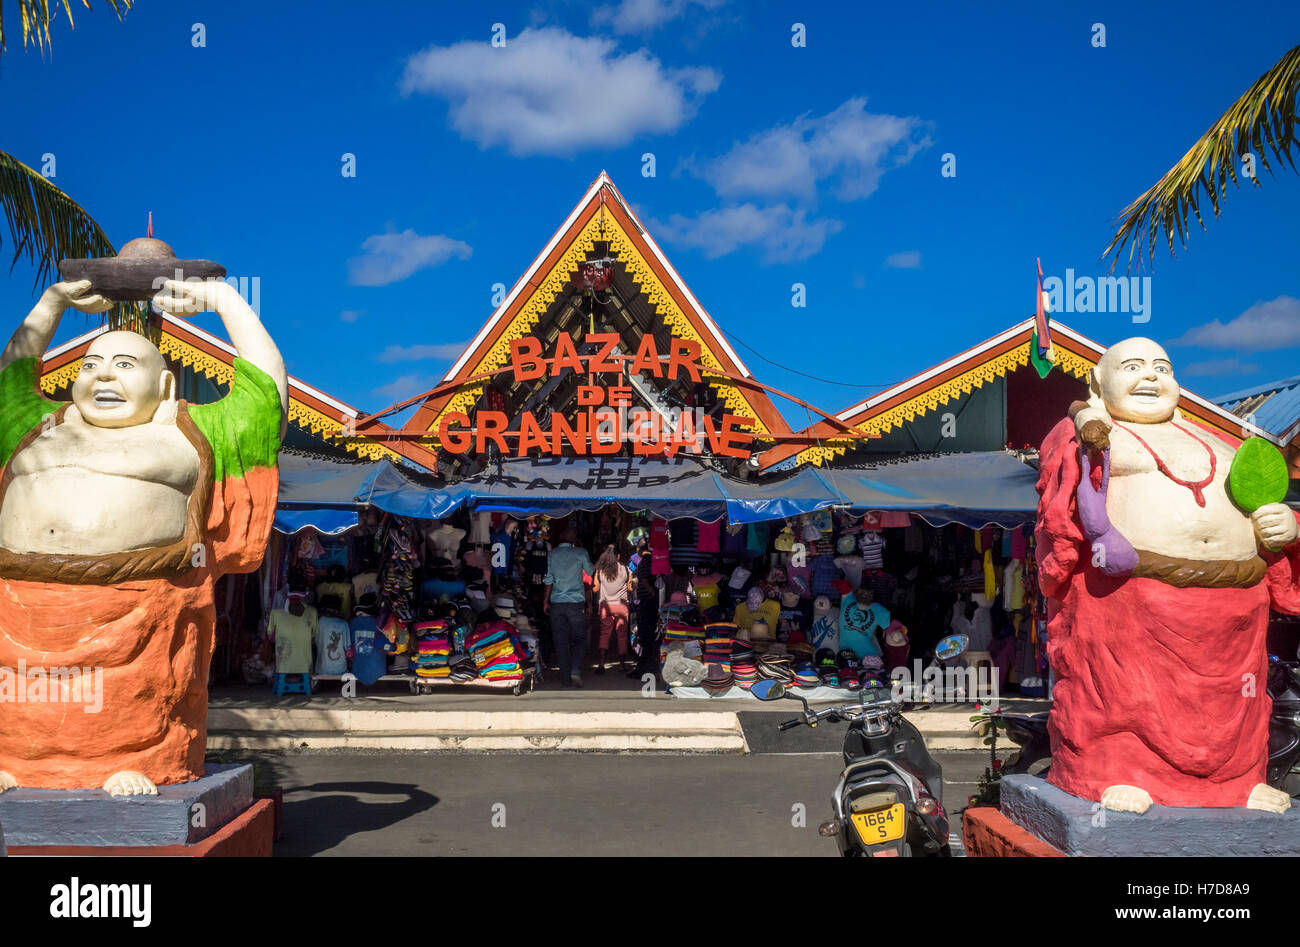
[250,750,992,856]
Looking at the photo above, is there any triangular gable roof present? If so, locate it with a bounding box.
[758,318,1284,471]
[370,171,792,452]
[38,313,407,465]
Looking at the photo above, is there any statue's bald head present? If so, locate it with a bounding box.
[70,331,175,429]
[1092,336,1180,424]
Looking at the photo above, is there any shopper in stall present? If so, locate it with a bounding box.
[630,538,660,680]
[543,526,595,688]
[593,544,632,674]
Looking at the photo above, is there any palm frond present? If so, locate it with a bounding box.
[1,0,134,57]
[1102,43,1300,273]
[0,149,143,330]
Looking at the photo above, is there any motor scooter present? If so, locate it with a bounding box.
[751,636,964,858]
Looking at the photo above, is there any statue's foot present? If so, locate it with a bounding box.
[0,770,17,793]
[1247,783,1290,813]
[103,771,158,797]
[1100,784,1153,814]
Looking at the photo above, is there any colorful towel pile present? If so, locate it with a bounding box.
[467,620,524,683]
[412,619,452,679]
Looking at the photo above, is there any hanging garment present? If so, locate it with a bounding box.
[697,519,722,553]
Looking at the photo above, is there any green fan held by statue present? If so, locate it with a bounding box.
[1229,437,1294,551]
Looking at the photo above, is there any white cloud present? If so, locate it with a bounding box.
[372,373,438,403]
[400,27,720,156]
[590,0,726,34]
[884,250,921,269]
[376,342,469,363]
[340,309,364,323]
[650,203,843,264]
[690,97,931,203]
[1170,296,1300,351]
[1182,357,1261,378]
[347,230,472,287]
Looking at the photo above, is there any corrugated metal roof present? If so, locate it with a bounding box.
[1214,376,1300,438]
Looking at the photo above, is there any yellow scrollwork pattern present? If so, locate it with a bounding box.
[793,342,1098,467]
[38,361,79,395]
[424,203,771,443]
[427,212,605,436]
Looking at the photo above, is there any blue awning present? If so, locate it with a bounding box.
[273,451,381,534]
[826,452,1040,528]
[719,467,844,524]
[356,461,470,520]
[273,449,1040,529]
[456,457,731,521]
[428,457,842,523]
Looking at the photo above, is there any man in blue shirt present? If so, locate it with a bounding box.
[544,526,594,688]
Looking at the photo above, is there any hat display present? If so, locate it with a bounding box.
[746,587,764,610]
[781,589,800,609]
[801,523,821,543]
[748,619,773,642]
[702,663,734,694]
[836,534,857,555]
[793,662,821,688]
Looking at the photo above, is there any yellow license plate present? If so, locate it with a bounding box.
[851,803,906,845]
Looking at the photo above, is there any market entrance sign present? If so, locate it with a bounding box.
[437,331,755,459]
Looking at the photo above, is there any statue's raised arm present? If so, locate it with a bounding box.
[151,278,289,420]
[0,280,113,372]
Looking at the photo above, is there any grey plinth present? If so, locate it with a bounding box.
[0,763,252,848]
[1000,773,1300,856]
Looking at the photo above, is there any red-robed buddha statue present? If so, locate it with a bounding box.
[1037,337,1300,813]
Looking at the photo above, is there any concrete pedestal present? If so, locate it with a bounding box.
[1000,774,1300,856]
[0,763,253,848]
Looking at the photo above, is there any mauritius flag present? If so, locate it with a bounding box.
[1030,257,1058,379]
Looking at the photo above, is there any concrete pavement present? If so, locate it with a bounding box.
[252,750,995,856]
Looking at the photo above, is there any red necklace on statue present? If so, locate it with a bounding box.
[1111,419,1217,507]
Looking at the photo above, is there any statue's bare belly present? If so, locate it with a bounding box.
[0,421,200,556]
[1105,423,1256,561]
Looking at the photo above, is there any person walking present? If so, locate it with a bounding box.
[593,544,631,673]
[630,538,660,679]
[543,526,594,688]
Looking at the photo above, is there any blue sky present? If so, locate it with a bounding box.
[2,0,1298,429]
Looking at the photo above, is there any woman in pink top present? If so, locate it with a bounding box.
[593,544,632,672]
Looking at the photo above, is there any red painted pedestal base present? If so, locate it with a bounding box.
[962,805,1066,857]
[7,798,275,857]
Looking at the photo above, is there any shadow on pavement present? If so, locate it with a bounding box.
[275,781,439,856]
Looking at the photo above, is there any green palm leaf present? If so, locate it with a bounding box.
[1103,43,1300,272]
[0,150,142,330]
[0,0,134,57]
